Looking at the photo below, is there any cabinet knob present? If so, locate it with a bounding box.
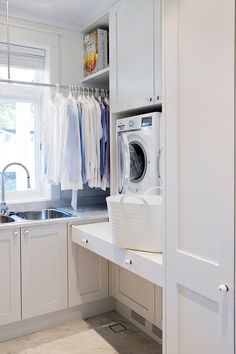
[147,97,153,102]
[24,230,29,240]
[124,259,132,265]
[13,231,18,237]
[82,238,88,244]
[218,284,229,293]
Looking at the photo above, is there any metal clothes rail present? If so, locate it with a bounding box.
[0,78,109,95]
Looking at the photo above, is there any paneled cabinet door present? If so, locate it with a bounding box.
[68,228,108,307]
[0,229,21,326]
[165,0,235,353]
[109,0,161,113]
[115,266,155,323]
[21,223,68,319]
[155,285,162,330]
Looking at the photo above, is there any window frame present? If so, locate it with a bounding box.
[0,20,60,204]
[0,88,51,203]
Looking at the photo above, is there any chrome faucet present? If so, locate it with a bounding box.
[0,162,31,215]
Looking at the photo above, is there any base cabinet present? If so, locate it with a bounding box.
[68,230,108,307]
[0,229,21,326]
[115,266,155,323]
[21,224,68,319]
[155,285,162,329]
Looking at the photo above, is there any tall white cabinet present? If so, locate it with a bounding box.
[164,0,235,353]
[109,0,161,112]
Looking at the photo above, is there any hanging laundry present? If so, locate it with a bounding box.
[42,87,110,208]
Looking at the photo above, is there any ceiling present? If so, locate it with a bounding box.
[0,0,116,31]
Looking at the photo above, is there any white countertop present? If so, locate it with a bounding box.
[0,204,108,230]
[72,221,163,287]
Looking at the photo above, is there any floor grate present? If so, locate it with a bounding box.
[109,323,127,333]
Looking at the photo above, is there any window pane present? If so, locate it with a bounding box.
[0,66,42,82]
[0,98,37,191]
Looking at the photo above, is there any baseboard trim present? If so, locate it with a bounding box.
[0,297,115,343]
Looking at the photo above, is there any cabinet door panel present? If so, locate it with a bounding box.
[165,0,235,352]
[115,266,154,323]
[68,231,108,307]
[21,224,67,319]
[154,285,162,329]
[110,0,156,112]
[0,229,21,325]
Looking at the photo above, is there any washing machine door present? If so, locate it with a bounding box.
[117,133,130,194]
[129,140,147,184]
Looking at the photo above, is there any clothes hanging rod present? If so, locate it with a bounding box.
[0,78,109,92]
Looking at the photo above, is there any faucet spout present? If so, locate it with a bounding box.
[0,162,31,214]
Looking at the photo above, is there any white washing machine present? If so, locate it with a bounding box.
[116,112,162,194]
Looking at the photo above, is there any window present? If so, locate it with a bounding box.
[0,42,46,81]
[0,43,51,202]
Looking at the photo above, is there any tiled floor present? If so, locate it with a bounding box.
[0,311,162,354]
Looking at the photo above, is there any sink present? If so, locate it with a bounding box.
[0,215,15,223]
[15,209,72,220]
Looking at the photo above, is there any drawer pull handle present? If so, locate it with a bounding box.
[125,259,132,265]
[82,238,88,244]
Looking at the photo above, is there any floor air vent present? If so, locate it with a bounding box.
[152,324,162,339]
[131,310,146,327]
[109,323,127,333]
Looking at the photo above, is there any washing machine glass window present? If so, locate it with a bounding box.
[129,141,147,183]
[117,134,130,194]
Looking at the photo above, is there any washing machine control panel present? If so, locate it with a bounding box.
[128,120,135,128]
[117,116,154,132]
[116,112,160,133]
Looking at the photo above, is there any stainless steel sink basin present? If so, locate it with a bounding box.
[15,209,72,220]
[0,215,15,223]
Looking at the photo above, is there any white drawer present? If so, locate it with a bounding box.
[72,222,163,287]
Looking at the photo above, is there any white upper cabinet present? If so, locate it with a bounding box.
[21,224,68,319]
[110,0,161,112]
[0,229,21,326]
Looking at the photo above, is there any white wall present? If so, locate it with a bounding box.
[0,15,84,85]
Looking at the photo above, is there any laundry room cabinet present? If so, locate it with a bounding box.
[0,228,21,326]
[21,223,68,319]
[68,223,109,307]
[164,0,235,353]
[109,0,161,113]
[114,266,155,323]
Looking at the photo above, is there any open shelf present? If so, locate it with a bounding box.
[72,221,163,287]
[82,67,109,87]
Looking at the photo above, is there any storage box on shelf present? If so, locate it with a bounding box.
[84,28,109,78]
